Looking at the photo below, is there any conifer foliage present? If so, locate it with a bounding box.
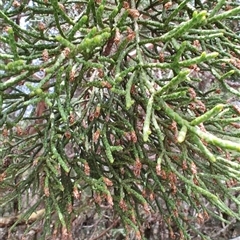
[0,0,240,239]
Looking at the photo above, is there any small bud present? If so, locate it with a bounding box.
[93,129,101,143]
[38,22,46,31]
[69,69,75,82]
[42,49,49,62]
[44,187,50,197]
[164,2,172,10]
[101,81,112,89]
[13,0,21,8]
[84,162,90,176]
[63,47,71,57]
[58,3,65,11]
[114,28,121,45]
[94,104,101,118]
[123,1,129,9]
[119,199,128,211]
[126,27,135,41]
[103,177,113,187]
[73,187,81,200]
[0,172,7,182]
[133,158,142,177]
[130,130,137,143]
[64,131,71,139]
[106,194,113,206]
[128,9,140,19]
[69,113,75,124]
[16,126,23,136]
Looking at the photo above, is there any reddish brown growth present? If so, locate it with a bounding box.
[0,172,6,182]
[225,5,233,10]
[182,160,188,170]
[36,100,47,123]
[64,131,71,139]
[101,81,112,89]
[128,9,140,19]
[203,210,209,221]
[193,39,201,48]
[169,229,175,239]
[189,64,200,74]
[38,22,46,31]
[197,212,204,225]
[149,192,155,201]
[131,211,137,224]
[119,199,128,211]
[61,226,73,240]
[130,130,137,143]
[173,208,178,218]
[94,192,102,204]
[135,230,141,240]
[133,158,142,177]
[169,121,178,142]
[126,27,136,41]
[114,28,121,45]
[169,121,177,132]
[221,62,226,69]
[103,177,113,187]
[13,0,21,7]
[44,187,50,197]
[84,162,90,176]
[195,100,206,113]
[143,202,150,214]
[168,172,177,184]
[3,157,11,168]
[42,49,49,62]
[188,88,196,100]
[190,162,197,175]
[168,172,177,194]
[16,126,23,136]
[232,104,240,114]
[73,187,81,200]
[226,178,237,188]
[130,84,136,94]
[193,176,199,185]
[160,169,167,180]
[106,193,113,206]
[88,112,95,121]
[142,189,147,198]
[156,163,161,176]
[93,129,101,143]
[230,57,240,69]
[123,1,129,9]
[164,2,173,10]
[69,70,75,82]
[94,105,101,118]
[98,68,104,78]
[69,113,75,124]
[189,102,196,110]
[172,155,179,161]
[159,52,165,63]
[2,128,8,137]
[63,47,71,57]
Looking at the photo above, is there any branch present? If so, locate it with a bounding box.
[89,217,120,240]
[0,209,45,227]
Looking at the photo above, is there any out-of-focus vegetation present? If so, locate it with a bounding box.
[0,0,240,239]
